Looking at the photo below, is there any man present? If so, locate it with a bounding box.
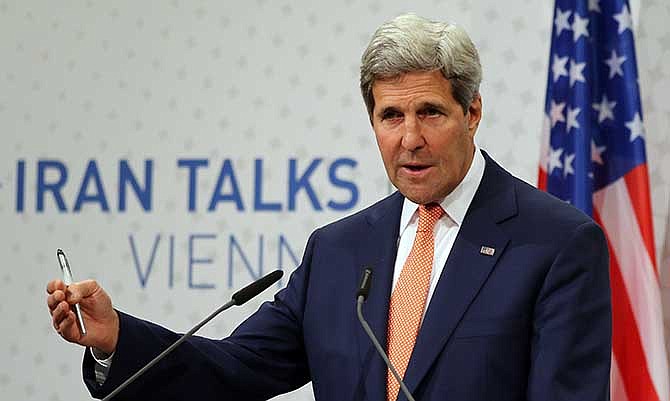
[46,14,611,401]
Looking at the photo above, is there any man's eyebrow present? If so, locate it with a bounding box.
[417,101,446,110]
[376,102,447,117]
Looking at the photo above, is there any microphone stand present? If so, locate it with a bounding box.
[102,269,283,401]
[356,268,416,401]
[102,300,235,401]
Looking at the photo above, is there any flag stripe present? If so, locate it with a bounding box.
[623,163,658,271]
[538,168,548,191]
[611,346,632,401]
[594,179,669,401]
[600,228,660,401]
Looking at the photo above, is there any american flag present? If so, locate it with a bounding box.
[538,1,669,400]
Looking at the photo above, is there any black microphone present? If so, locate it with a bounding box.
[232,270,283,305]
[102,269,284,401]
[355,268,416,401]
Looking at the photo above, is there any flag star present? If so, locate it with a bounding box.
[566,106,581,132]
[569,60,586,86]
[605,50,626,79]
[589,0,601,13]
[625,112,645,141]
[552,55,569,82]
[591,140,606,165]
[563,153,575,177]
[572,14,590,42]
[614,4,632,34]
[592,95,617,123]
[549,100,566,127]
[547,147,563,174]
[554,8,572,36]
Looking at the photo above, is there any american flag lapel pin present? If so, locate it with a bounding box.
[480,246,495,256]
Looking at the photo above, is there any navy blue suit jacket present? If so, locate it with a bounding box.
[84,152,611,400]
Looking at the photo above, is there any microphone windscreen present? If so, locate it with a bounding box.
[232,270,284,305]
[357,268,373,299]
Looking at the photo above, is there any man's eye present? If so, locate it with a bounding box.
[382,111,402,120]
[422,108,442,116]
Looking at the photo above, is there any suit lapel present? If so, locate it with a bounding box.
[355,192,404,401]
[400,153,518,399]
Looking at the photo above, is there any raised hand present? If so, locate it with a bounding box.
[46,279,119,354]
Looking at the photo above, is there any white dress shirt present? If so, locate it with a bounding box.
[92,147,486,384]
[391,146,485,319]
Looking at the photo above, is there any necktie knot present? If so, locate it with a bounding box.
[417,203,445,232]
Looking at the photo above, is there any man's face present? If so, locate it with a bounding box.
[371,70,482,204]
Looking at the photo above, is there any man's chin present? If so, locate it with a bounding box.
[399,190,439,205]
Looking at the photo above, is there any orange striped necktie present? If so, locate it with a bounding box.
[386,203,445,401]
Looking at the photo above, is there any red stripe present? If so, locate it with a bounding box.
[537,167,547,191]
[623,164,658,272]
[594,210,660,401]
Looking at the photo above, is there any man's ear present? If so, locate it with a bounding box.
[467,94,482,133]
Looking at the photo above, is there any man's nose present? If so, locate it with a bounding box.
[401,115,425,151]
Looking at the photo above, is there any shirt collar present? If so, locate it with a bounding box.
[399,145,486,234]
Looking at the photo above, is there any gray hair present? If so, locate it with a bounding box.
[360,14,482,116]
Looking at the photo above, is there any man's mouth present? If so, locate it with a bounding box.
[401,164,432,174]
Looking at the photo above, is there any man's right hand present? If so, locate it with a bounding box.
[46,279,119,355]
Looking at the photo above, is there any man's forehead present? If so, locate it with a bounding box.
[371,71,454,107]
